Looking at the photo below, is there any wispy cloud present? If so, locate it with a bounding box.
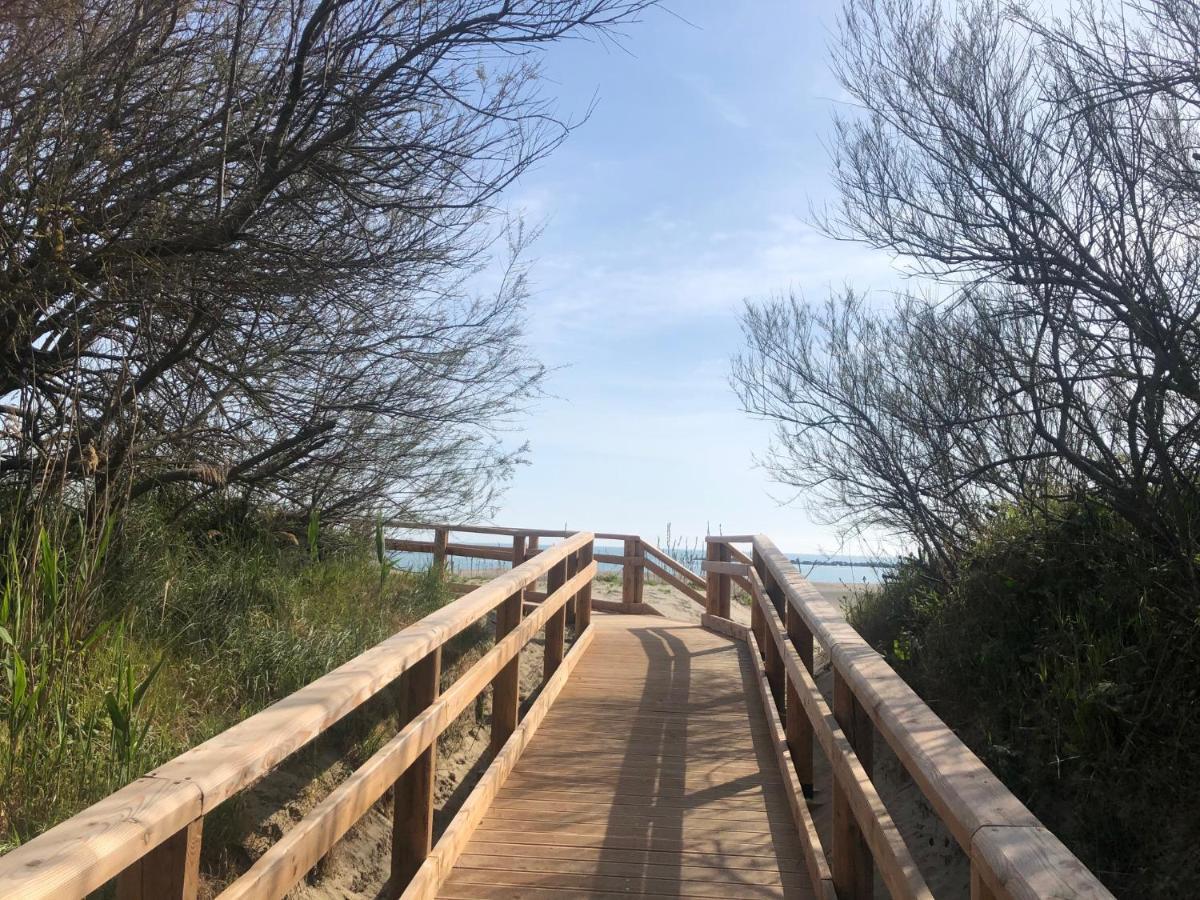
[524,213,902,346]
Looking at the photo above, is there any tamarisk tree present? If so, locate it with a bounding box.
[736,0,1200,575]
[0,0,651,520]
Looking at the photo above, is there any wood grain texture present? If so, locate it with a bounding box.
[436,615,811,899]
[751,661,836,900]
[752,535,1112,898]
[700,612,751,642]
[400,626,597,899]
[217,560,597,900]
[115,815,202,900]
[391,648,442,895]
[750,571,931,900]
[971,826,1116,900]
[831,670,874,900]
[0,528,595,900]
[783,599,815,790]
[491,589,523,755]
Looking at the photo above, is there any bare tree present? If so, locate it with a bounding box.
[735,0,1200,575]
[0,0,652,520]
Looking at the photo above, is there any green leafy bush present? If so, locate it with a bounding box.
[847,498,1200,896]
[0,498,445,849]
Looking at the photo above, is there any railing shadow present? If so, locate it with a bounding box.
[584,620,806,897]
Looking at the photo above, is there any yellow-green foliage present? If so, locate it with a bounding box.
[0,499,446,850]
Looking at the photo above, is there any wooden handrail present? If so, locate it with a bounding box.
[386,521,637,542]
[641,541,706,590]
[749,569,931,899]
[0,532,596,900]
[747,534,1114,900]
[0,521,1115,900]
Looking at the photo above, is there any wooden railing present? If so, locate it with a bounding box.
[704,533,1114,900]
[0,521,1114,900]
[0,532,597,900]
[386,522,706,613]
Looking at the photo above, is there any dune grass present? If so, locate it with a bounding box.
[0,498,449,851]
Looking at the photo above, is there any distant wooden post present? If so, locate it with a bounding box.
[785,602,815,795]
[116,817,203,900]
[525,534,540,560]
[971,864,1000,900]
[390,646,441,894]
[564,546,579,627]
[490,588,522,755]
[576,540,593,634]
[832,670,875,899]
[431,527,449,574]
[706,540,731,617]
[544,555,567,679]
[621,537,644,606]
[510,534,526,608]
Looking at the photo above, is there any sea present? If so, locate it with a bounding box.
[391,543,895,586]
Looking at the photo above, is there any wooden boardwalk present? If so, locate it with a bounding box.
[438,615,811,899]
[0,527,1113,900]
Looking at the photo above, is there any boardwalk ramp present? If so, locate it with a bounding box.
[440,615,807,899]
[0,525,1115,900]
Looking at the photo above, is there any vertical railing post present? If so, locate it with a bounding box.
[971,863,1000,900]
[706,539,731,617]
[510,534,526,610]
[785,602,815,795]
[490,587,522,755]
[525,533,540,560]
[116,817,203,900]
[832,669,875,899]
[754,546,815,795]
[432,526,449,575]
[576,539,593,634]
[544,553,567,679]
[389,646,441,895]
[621,536,644,606]
[633,537,644,605]
[565,545,580,626]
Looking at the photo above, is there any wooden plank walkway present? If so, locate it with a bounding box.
[438,615,811,899]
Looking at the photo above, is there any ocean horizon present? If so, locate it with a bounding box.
[390,542,896,585]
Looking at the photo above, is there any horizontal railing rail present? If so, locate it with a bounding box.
[703,532,1114,900]
[389,524,707,612]
[0,520,1114,900]
[0,532,596,900]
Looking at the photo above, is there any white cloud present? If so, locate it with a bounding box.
[523,214,903,347]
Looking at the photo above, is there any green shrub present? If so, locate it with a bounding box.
[847,498,1200,897]
[0,498,447,849]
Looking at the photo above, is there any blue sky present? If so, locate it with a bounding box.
[490,1,901,552]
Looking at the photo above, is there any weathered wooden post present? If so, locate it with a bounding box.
[706,539,731,617]
[621,536,644,606]
[389,646,441,895]
[576,539,593,634]
[564,544,579,626]
[116,818,203,900]
[832,671,875,899]
[490,587,522,755]
[544,554,568,678]
[431,526,449,575]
